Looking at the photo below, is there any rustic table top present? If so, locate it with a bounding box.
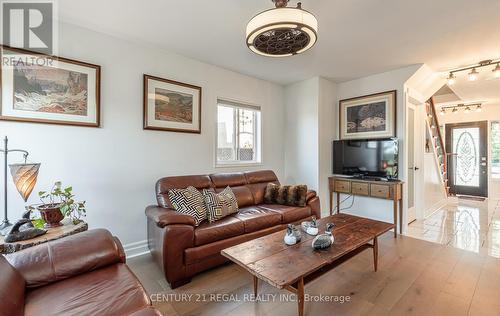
[0,220,88,254]
[221,213,394,289]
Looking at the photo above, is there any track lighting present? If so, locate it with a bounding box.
[468,68,479,81]
[494,63,500,78]
[446,59,500,83]
[440,103,482,115]
[447,73,456,85]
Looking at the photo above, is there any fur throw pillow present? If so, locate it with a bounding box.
[264,183,308,207]
[202,186,239,222]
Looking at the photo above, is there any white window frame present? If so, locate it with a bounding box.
[215,98,262,167]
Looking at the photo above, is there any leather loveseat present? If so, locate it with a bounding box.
[145,170,321,289]
[0,229,162,316]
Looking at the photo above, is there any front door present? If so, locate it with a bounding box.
[445,121,488,197]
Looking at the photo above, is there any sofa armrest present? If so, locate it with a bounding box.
[145,205,195,227]
[6,229,125,288]
[306,190,317,203]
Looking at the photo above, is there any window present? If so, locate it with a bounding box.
[217,100,261,165]
[492,121,500,179]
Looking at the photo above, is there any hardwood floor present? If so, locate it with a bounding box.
[128,231,500,316]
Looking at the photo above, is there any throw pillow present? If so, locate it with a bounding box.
[202,186,239,223]
[264,183,308,207]
[168,186,208,226]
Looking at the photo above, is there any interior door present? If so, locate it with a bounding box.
[445,121,488,197]
[407,105,417,223]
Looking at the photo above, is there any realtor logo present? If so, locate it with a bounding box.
[1,1,54,54]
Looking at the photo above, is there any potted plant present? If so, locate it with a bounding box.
[37,181,86,228]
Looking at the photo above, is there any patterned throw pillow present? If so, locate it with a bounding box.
[168,186,208,226]
[264,183,308,207]
[202,186,239,223]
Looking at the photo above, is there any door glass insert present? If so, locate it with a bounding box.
[453,127,480,187]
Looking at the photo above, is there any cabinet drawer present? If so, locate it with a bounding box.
[370,184,391,199]
[334,180,351,193]
[351,182,369,196]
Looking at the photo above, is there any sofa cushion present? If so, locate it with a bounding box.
[231,206,282,233]
[194,216,244,246]
[156,175,212,208]
[258,204,312,223]
[185,225,285,265]
[168,186,208,226]
[0,255,25,316]
[23,264,150,316]
[210,172,246,187]
[203,187,239,223]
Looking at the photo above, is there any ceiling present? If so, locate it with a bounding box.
[58,0,500,85]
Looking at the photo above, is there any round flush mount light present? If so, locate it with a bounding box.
[246,0,318,57]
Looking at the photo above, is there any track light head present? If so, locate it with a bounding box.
[468,68,479,81]
[440,109,445,116]
[476,105,482,112]
[447,72,456,85]
[493,63,500,78]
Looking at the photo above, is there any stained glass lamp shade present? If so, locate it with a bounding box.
[9,163,41,202]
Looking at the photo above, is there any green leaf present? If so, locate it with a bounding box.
[32,218,45,229]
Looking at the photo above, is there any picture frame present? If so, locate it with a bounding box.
[143,74,202,134]
[339,90,396,140]
[0,45,101,127]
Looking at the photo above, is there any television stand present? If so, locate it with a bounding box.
[328,176,403,237]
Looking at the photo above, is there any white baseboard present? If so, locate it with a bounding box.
[123,240,150,259]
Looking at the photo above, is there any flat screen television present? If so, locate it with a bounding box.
[332,138,399,179]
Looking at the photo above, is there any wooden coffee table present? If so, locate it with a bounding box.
[221,213,394,316]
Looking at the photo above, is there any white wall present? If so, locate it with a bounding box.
[334,65,420,230]
[439,104,500,199]
[283,77,337,212]
[318,78,337,211]
[0,22,286,253]
[284,78,320,189]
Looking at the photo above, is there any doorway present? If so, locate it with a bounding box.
[406,104,420,223]
[445,121,488,197]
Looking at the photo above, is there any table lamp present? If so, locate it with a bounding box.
[0,136,40,235]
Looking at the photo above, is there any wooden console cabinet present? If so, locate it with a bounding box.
[329,176,403,237]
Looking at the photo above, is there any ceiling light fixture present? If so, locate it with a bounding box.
[468,68,479,81]
[445,59,500,83]
[493,63,500,78]
[447,72,456,85]
[441,103,482,114]
[246,0,318,57]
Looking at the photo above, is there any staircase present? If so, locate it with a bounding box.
[425,97,451,196]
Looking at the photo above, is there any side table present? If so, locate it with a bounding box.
[0,220,88,254]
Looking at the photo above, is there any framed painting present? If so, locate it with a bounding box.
[339,90,396,140]
[0,45,101,127]
[143,74,201,133]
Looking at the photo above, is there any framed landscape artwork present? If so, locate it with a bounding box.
[339,90,396,140]
[143,74,202,133]
[0,46,101,127]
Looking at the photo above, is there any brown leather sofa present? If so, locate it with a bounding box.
[0,229,162,316]
[146,170,321,289]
